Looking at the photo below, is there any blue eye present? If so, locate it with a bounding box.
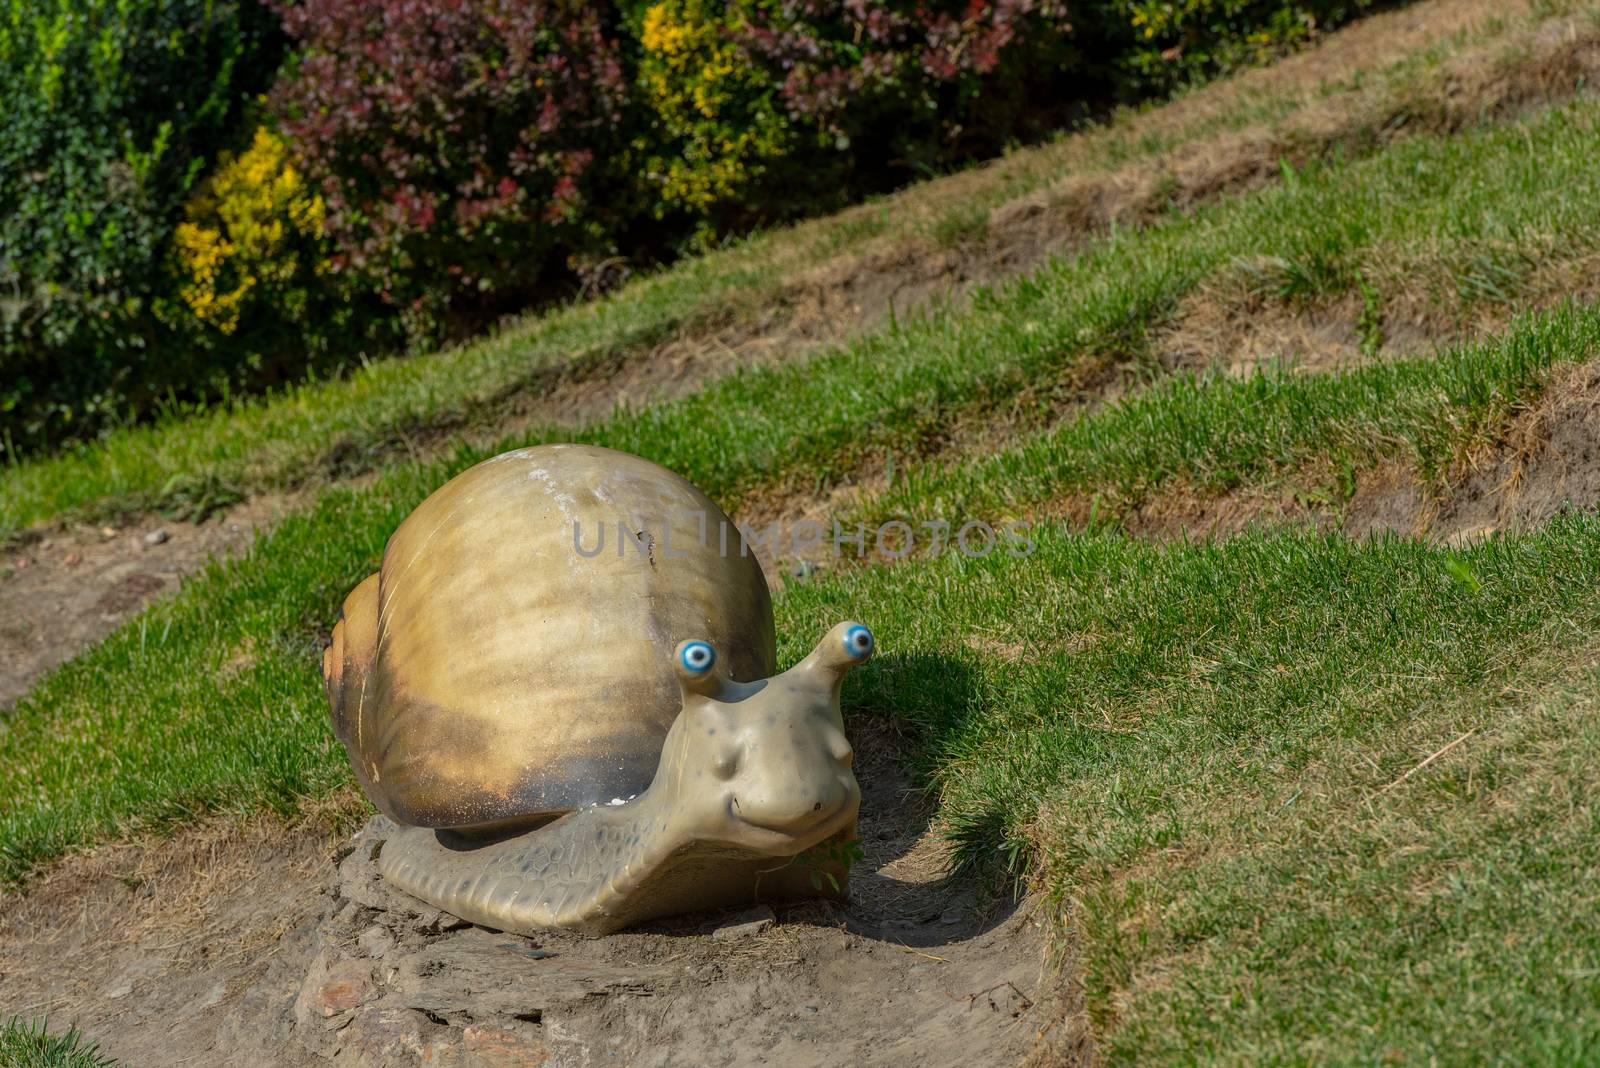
[680,641,715,674]
[843,625,874,660]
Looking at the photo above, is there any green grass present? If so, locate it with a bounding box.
[0,0,1584,537]
[859,300,1600,528]
[237,97,1600,510]
[0,1019,117,1068]
[780,515,1600,1062]
[9,93,1600,886]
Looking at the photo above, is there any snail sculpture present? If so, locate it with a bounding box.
[323,444,870,935]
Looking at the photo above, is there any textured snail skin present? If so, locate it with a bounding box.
[376,623,867,935]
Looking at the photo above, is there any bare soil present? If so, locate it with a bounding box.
[0,728,1078,1067]
[0,494,296,707]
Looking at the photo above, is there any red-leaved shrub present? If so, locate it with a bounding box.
[628,0,1079,235]
[747,0,1078,195]
[739,0,1070,129]
[270,0,630,342]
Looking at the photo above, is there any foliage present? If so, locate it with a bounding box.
[0,0,285,453]
[0,1018,118,1068]
[1098,0,1372,90]
[634,0,1080,232]
[635,0,792,230]
[629,0,1380,232]
[268,0,632,345]
[735,0,1073,133]
[166,124,376,395]
[174,127,327,338]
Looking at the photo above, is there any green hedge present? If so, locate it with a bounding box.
[0,0,288,453]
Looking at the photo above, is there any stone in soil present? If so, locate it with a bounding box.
[711,905,776,942]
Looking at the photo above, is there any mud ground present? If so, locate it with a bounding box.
[0,495,296,707]
[0,728,1077,1067]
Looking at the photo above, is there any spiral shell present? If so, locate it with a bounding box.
[324,444,774,832]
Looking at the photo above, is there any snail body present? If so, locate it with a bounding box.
[323,444,869,934]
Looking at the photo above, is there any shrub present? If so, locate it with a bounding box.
[629,0,1373,231]
[1090,0,1373,92]
[735,0,1074,133]
[174,127,327,337]
[0,0,286,454]
[635,1,793,233]
[269,0,634,345]
[168,124,377,392]
[630,1,1080,233]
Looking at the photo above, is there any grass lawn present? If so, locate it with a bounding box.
[8,5,1600,1062]
[11,92,1600,887]
[783,517,1600,1062]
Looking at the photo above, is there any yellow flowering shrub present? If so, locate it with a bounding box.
[1116,0,1337,86]
[174,126,327,335]
[636,1,790,228]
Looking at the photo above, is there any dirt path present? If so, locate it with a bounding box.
[0,728,1076,1067]
[0,494,297,707]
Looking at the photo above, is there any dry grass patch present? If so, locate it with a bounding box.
[1348,359,1600,539]
[0,792,364,1020]
[1063,359,1600,546]
[1155,243,1600,386]
[1123,479,1316,540]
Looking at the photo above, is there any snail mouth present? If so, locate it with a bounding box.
[728,793,858,851]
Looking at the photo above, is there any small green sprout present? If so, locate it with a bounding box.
[792,837,866,893]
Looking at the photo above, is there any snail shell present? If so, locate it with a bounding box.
[323,444,774,833]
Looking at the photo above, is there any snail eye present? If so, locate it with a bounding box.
[680,641,715,674]
[842,624,874,660]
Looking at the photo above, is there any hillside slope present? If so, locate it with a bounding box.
[1,0,1591,710]
[8,1,1600,1063]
